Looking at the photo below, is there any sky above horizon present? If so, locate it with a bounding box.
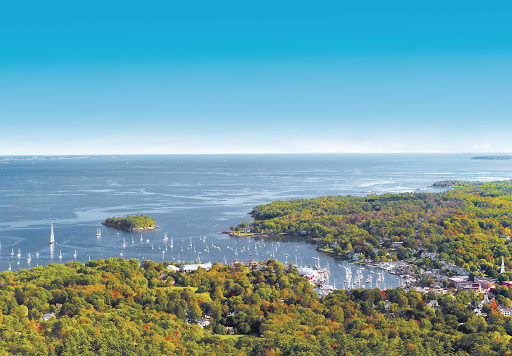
[1,1,511,154]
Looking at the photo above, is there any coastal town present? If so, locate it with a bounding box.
[162,246,512,321]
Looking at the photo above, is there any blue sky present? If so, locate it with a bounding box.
[1,1,511,154]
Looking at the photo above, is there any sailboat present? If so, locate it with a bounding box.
[122,238,126,248]
[59,250,62,259]
[73,249,77,259]
[170,236,173,249]
[27,253,31,262]
[163,233,168,242]
[96,228,101,237]
[50,223,55,244]
[11,248,14,256]
[140,235,143,242]
[17,249,21,259]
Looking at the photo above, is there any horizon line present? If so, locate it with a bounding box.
[1,152,509,156]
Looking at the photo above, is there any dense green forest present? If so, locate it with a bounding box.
[103,215,156,231]
[233,181,512,279]
[1,258,512,355]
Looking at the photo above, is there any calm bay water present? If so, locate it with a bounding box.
[1,154,511,289]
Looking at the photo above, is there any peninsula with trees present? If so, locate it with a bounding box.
[232,180,512,280]
[102,214,157,232]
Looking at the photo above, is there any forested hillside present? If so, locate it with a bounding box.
[1,258,512,355]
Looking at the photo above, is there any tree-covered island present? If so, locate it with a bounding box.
[102,214,157,232]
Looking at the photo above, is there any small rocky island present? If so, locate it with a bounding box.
[102,215,157,232]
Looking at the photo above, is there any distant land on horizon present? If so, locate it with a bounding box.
[471,155,512,160]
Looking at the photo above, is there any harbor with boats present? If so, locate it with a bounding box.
[0,222,403,292]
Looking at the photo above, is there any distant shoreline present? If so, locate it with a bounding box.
[471,155,512,160]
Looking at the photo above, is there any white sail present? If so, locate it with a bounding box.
[50,223,55,244]
[96,228,101,237]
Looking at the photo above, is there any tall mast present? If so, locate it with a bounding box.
[50,223,55,244]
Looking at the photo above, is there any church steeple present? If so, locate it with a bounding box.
[501,256,506,274]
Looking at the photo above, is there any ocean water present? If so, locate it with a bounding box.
[1,154,511,289]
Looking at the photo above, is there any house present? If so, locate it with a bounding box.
[474,278,496,290]
[182,262,212,272]
[447,276,469,288]
[391,242,404,248]
[196,316,211,328]
[229,260,241,267]
[41,313,56,321]
[225,327,235,335]
[420,252,437,260]
[499,307,512,317]
[244,260,259,268]
[166,265,180,272]
[427,300,439,308]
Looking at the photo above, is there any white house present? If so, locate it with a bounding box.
[427,300,439,308]
[41,313,56,321]
[166,265,180,272]
[182,262,212,272]
[499,307,512,317]
[196,316,211,328]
